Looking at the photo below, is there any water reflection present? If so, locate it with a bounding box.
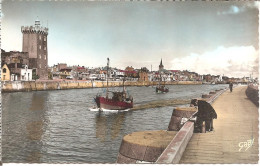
[95,112,126,141]
[26,151,42,163]
[26,121,43,140]
[95,113,107,142]
[111,113,125,139]
[30,93,45,111]
[26,92,49,162]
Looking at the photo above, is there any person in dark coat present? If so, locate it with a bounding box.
[194,100,217,132]
[190,98,198,107]
[229,82,233,92]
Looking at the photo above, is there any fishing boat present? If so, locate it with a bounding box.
[156,74,169,93]
[156,85,169,93]
[94,58,133,110]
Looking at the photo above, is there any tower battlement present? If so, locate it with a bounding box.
[21,20,48,35]
[21,26,48,35]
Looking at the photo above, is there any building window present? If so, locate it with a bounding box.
[39,54,41,59]
[39,45,41,49]
[44,46,46,50]
[39,35,41,40]
[3,68,6,73]
[44,36,46,41]
[39,64,41,68]
[45,55,46,60]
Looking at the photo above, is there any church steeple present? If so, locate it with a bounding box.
[159,58,164,71]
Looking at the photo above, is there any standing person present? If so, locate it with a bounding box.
[229,82,233,92]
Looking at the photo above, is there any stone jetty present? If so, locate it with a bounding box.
[179,85,259,164]
[116,85,259,164]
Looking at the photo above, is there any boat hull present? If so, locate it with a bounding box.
[95,96,133,110]
[156,87,169,93]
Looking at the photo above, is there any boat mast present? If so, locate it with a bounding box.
[123,76,126,93]
[106,58,109,98]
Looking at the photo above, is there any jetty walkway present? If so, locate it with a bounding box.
[179,85,259,164]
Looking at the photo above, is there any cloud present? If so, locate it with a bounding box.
[1,12,4,19]
[217,2,259,16]
[171,46,259,78]
[245,1,259,9]
[217,5,245,15]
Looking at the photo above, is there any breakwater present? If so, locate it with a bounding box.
[1,80,202,92]
[245,84,259,107]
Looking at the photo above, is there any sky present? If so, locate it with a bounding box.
[1,0,259,78]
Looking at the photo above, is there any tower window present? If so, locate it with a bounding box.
[39,45,41,49]
[44,36,46,41]
[39,36,41,40]
[45,55,46,60]
[3,68,6,73]
[39,64,41,68]
[39,54,41,59]
[44,46,46,50]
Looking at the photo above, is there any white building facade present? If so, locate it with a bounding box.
[20,65,33,81]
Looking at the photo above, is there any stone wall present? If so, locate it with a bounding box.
[1,80,202,92]
[245,84,259,107]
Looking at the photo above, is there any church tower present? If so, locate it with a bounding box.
[159,58,164,71]
[21,19,48,79]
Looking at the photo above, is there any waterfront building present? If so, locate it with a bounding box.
[169,70,180,81]
[57,63,67,71]
[138,67,149,81]
[49,65,60,79]
[110,69,125,81]
[50,64,59,73]
[1,64,11,81]
[1,50,31,81]
[20,65,33,81]
[21,19,48,79]
[89,73,98,80]
[203,74,212,82]
[125,66,138,79]
[71,66,88,80]
[59,67,73,79]
[222,76,229,83]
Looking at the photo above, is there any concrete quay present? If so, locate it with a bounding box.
[179,85,259,164]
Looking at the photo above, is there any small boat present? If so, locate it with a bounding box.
[156,74,169,93]
[94,58,133,110]
[156,85,169,93]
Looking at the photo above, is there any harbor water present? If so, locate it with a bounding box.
[2,84,228,163]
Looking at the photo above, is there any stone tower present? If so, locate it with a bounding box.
[21,20,48,79]
[159,58,164,71]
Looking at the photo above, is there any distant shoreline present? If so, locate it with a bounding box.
[1,80,204,93]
